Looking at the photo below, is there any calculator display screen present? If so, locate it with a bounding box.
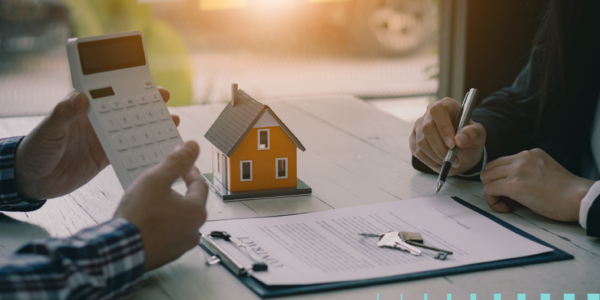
[78,35,146,75]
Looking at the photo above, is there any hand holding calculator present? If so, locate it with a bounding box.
[67,31,183,189]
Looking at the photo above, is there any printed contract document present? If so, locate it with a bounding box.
[199,196,552,285]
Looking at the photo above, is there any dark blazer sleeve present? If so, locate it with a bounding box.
[587,195,600,238]
[470,60,540,163]
[413,58,540,175]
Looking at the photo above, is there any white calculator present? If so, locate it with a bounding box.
[66,31,183,189]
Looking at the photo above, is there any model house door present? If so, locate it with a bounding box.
[221,154,228,189]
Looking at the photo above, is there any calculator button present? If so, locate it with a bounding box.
[156,105,170,120]
[172,140,181,148]
[160,142,174,156]
[143,80,155,89]
[124,97,136,107]
[113,134,130,151]
[143,107,159,123]
[116,112,133,129]
[130,109,145,126]
[139,128,155,144]
[110,99,124,110]
[150,92,162,102]
[136,94,149,105]
[163,122,178,138]
[122,153,139,170]
[104,116,120,132]
[148,146,163,163]
[126,131,143,148]
[151,125,167,141]
[96,103,110,113]
[135,150,152,166]
[130,170,142,180]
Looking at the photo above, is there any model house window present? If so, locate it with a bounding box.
[216,153,220,173]
[258,129,270,150]
[276,158,288,179]
[241,160,252,181]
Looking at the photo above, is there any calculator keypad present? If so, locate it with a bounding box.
[126,131,143,148]
[156,105,170,120]
[135,149,152,166]
[123,153,139,170]
[110,99,124,110]
[97,103,111,112]
[150,92,162,102]
[130,109,145,125]
[139,128,155,144]
[93,89,182,186]
[104,116,120,132]
[148,146,163,163]
[151,125,168,141]
[136,95,149,105]
[113,134,130,150]
[143,107,159,123]
[124,97,136,107]
[117,112,133,129]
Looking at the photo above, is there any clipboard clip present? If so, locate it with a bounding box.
[200,231,268,276]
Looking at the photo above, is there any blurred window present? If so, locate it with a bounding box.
[0,0,439,117]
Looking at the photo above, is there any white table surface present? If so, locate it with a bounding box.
[0,95,598,299]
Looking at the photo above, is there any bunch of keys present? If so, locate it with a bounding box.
[359,231,453,260]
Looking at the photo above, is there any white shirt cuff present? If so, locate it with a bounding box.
[458,146,487,177]
[579,181,600,229]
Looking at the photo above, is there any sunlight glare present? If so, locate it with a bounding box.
[200,0,247,11]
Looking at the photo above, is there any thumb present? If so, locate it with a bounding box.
[455,122,486,148]
[150,141,200,188]
[39,91,88,140]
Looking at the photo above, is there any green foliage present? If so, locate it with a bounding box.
[60,0,192,106]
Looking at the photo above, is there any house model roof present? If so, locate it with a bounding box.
[204,89,306,157]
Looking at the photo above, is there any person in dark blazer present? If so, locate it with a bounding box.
[409,0,600,238]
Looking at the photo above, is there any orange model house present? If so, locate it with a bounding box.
[203,84,311,201]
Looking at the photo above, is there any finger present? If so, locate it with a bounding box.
[39,91,89,140]
[422,116,449,160]
[414,148,442,172]
[171,114,181,127]
[158,86,171,103]
[485,155,516,170]
[455,122,486,148]
[483,179,514,213]
[184,167,209,207]
[416,136,444,165]
[428,99,458,148]
[149,141,200,188]
[480,165,510,184]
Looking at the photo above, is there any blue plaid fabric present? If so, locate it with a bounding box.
[0,218,144,299]
[0,137,146,299]
[0,136,45,212]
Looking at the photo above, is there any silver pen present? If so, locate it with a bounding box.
[435,88,479,194]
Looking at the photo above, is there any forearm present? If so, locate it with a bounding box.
[0,136,45,212]
[0,218,144,299]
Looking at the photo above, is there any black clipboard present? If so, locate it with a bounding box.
[199,196,573,298]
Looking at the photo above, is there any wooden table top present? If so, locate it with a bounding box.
[0,95,598,299]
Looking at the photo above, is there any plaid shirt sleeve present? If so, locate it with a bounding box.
[0,218,145,299]
[0,136,46,212]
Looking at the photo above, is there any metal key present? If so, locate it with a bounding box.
[377,231,422,256]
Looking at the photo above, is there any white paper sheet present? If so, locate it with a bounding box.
[200,196,552,285]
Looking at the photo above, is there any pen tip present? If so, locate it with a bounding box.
[435,181,443,194]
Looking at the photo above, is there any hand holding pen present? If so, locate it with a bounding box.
[436,89,479,193]
[409,89,486,188]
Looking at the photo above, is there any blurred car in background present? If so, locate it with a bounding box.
[0,0,70,54]
[154,0,437,56]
